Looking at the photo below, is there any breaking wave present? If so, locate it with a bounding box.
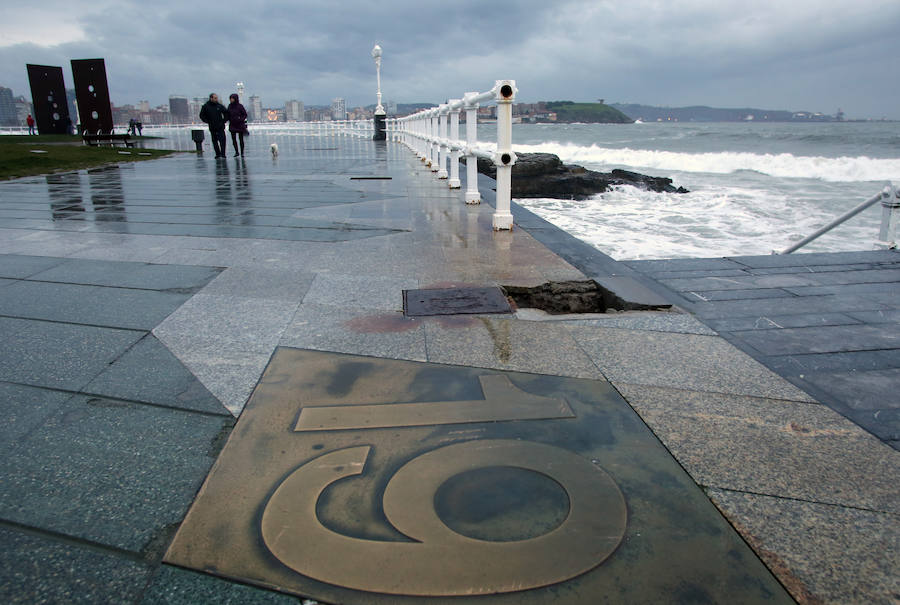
[513,142,900,183]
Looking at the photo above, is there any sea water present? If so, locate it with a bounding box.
[507,121,900,259]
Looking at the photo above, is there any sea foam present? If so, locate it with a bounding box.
[513,142,900,183]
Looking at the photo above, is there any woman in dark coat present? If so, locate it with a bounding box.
[227,93,248,157]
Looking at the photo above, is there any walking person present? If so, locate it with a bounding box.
[199,93,229,158]
[26,114,36,135]
[226,93,248,157]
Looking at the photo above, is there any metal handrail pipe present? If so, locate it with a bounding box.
[779,187,891,254]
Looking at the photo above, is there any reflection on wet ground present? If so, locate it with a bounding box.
[0,134,408,242]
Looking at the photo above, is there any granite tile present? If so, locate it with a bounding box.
[625,258,746,274]
[572,327,814,401]
[141,565,307,604]
[785,282,900,297]
[687,294,888,320]
[729,250,899,269]
[153,294,299,354]
[846,308,900,323]
[199,266,315,301]
[84,335,229,415]
[28,259,222,292]
[0,253,66,278]
[0,394,232,553]
[660,273,817,292]
[685,288,796,302]
[802,267,900,285]
[0,382,75,450]
[425,315,602,378]
[707,488,900,605]
[733,323,900,355]
[301,273,418,311]
[279,302,427,362]
[0,527,151,605]
[616,383,900,513]
[174,346,273,415]
[0,281,190,330]
[764,349,900,375]
[704,312,861,332]
[0,319,144,391]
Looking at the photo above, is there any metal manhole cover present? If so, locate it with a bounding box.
[403,287,512,316]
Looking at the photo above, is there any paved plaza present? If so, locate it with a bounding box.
[0,136,897,603]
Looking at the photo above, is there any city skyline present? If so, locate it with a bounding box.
[1,1,899,119]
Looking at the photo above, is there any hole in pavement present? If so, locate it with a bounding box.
[502,280,670,315]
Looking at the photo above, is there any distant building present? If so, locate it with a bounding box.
[169,95,190,124]
[285,99,304,122]
[249,95,262,122]
[15,96,33,126]
[189,97,206,123]
[0,87,17,126]
[236,82,245,101]
[138,100,150,113]
[331,98,346,120]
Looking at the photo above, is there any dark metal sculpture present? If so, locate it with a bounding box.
[71,58,114,134]
[26,64,71,134]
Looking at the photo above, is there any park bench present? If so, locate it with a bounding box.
[82,133,134,147]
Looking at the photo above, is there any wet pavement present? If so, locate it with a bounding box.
[0,135,897,604]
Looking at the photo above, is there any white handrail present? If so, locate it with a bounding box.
[778,184,898,254]
[389,80,517,230]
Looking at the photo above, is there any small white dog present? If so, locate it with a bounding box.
[270,143,279,158]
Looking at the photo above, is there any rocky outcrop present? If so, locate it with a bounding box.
[471,152,688,199]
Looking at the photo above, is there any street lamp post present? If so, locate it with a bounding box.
[372,44,386,141]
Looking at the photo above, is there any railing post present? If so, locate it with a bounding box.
[463,93,480,204]
[492,80,516,230]
[877,183,899,248]
[430,111,440,172]
[448,101,461,189]
[437,104,449,179]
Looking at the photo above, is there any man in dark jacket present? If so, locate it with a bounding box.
[199,93,229,158]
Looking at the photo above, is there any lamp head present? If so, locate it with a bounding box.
[372,44,382,59]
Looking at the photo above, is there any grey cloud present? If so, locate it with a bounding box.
[1,0,898,118]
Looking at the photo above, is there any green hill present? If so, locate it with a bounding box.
[545,101,633,123]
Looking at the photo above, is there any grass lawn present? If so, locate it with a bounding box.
[0,135,178,180]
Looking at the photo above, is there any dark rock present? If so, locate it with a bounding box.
[468,153,688,199]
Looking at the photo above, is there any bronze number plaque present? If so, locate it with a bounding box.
[166,348,791,604]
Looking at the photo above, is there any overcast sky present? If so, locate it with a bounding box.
[2,0,899,118]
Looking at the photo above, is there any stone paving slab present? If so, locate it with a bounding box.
[141,565,305,604]
[0,527,151,605]
[0,253,66,278]
[0,393,231,553]
[83,335,229,415]
[0,319,144,391]
[614,383,900,513]
[733,323,900,355]
[27,258,222,291]
[628,249,900,448]
[707,489,900,605]
[570,326,814,401]
[0,280,191,329]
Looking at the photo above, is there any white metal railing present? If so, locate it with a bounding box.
[390,80,517,230]
[778,183,899,253]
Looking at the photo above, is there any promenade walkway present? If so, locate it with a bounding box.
[0,135,896,604]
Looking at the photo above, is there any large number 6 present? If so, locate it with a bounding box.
[261,439,627,596]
